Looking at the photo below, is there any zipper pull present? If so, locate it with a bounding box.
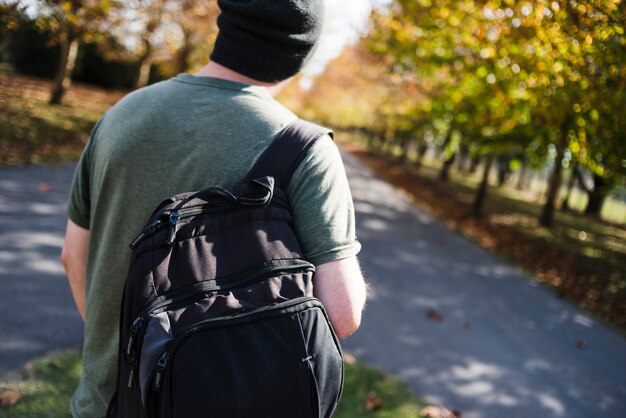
[129,218,162,249]
[125,316,146,389]
[127,358,138,389]
[152,351,170,392]
[126,316,145,356]
[165,212,180,246]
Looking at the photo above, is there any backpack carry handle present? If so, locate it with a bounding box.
[176,176,275,210]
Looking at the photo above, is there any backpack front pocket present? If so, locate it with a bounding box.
[148,297,343,418]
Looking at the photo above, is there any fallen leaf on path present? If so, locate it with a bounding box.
[460,320,471,329]
[364,390,383,411]
[576,339,586,350]
[38,182,51,192]
[427,309,444,322]
[343,351,357,365]
[420,405,461,418]
[0,390,22,408]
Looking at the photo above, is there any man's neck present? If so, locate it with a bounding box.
[193,62,287,96]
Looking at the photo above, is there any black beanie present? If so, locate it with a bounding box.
[210,0,325,83]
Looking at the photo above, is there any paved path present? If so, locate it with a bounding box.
[0,165,83,378]
[1,155,626,418]
[340,151,626,418]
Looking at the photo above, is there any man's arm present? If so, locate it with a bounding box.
[60,219,90,321]
[313,256,367,339]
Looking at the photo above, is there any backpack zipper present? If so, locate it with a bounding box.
[150,296,322,393]
[129,206,227,249]
[129,199,289,249]
[164,212,180,246]
[125,259,313,388]
[129,219,162,249]
[151,351,170,392]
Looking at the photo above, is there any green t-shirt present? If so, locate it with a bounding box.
[67,74,360,417]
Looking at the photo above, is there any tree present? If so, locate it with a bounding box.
[0,1,21,62]
[535,0,626,225]
[35,0,118,104]
[0,1,21,34]
[121,0,166,88]
[364,0,625,226]
[122,0,219,81]
[366,0,537,212]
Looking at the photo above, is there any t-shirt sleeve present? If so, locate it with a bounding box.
[287,134,361,266]
[67,119,102,230]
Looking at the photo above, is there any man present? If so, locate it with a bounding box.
[61,0,367,416]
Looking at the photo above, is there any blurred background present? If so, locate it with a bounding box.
[1,0,624,322]
[0,0,625,417]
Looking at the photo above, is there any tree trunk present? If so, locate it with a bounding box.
[366,134,377,150]
[473,153,494,217]
[415,141,428,170]
[373,134,385,153]
[438,128,455,181]
[176,27,193,74]
[468,156,480,173]
[438,128,453,159]
[135,56,152,88]
[516,159,528,190]
[561,163,578,211]
[397,137,410,163]
[456,144,468,172]
[539,128,568,228]
[584,174,607,216]
[135,38,154,89]
[439,152,456,181]
[49,31,79,105]
[381,134,393,156]
[497,157,511,187]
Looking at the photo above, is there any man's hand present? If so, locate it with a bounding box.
[313,256,367,339]
[60,219,90,321]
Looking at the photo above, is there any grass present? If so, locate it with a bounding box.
[339,134,626,331]
[0,351,428,418]
[0,351,81,418]
[335,360,428,418]
[0,71,125,166]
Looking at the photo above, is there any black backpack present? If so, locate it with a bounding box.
[106,119,344,418]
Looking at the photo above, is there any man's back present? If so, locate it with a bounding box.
[67,74,360,417]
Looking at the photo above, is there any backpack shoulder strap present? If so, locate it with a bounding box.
[244,119,333,189]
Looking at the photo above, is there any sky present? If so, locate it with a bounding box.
[300,0,394,87]
[302,0,375,80]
